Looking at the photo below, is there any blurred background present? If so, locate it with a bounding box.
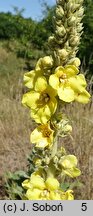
[0,0,93,199]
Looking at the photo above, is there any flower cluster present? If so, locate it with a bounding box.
[22,0,90,200]
[49,65,90,103]
[48,0,84,67]
[22,171,74,200]
[22,58,90,126]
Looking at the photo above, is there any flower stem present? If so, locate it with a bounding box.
[51,136,58,158]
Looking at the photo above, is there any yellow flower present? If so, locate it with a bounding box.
[22,172,74,200]
[49,191,62,200]
[23,56,53,89]
[22,179,32,190]
[30,123,54,148]
[61,190,74,200]
[49,65,90,103]
[26,188,41,200]
[45,177,60,190]
[75,89,90,104]
[22,172,45,191]
[23,58,44,89]
[60,155,78,169]
[22,76,57,124]
[23,69,42,89]
[59,155,81,178]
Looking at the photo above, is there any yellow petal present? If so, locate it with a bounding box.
[49,191,62,200]
[55,66,64,76]
[22,91,40,109]
[26,188,41,200]
[30,106,50,124]
[75,90,90,104]
[60,155,78,169]
[49,74,59,90]
[35,58,43,71]
[65,190,74,200]
[22,179,32,189]
[36,139,48,148]
[69,75,86,93]
[63,167,81,178]
[48,98,57,114]
[47,85,57,97]
[58,86,75,102]
[24,70,35,89]
[30,128,43,144]
[65,65,79,77]
[35,76,48,92]
[46,177,59,190]
[77,74,87,87]
[30,175,45,190]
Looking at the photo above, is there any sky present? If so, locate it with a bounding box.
[0,0,56,20]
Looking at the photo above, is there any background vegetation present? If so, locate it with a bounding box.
[0,0,93,199]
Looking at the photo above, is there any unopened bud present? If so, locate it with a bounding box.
[68,57,81,67]
[35,58,42,71]
[77,23,83,33]
[79,0,84,4]
[78,7,84,17]
[56,19,62,26]
[68,16,76,26]
[56,26,66,37]
[56,5,64,18]
[64,124,72,133]
[71,4,80,12]
[42,56,53,68]
[58,49,68,60]
[67,2,73,11]
[69,36,79,46]
[48,35,56,46]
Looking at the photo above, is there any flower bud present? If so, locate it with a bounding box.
[64,124,72,133]
[56,26,66,37]
[69,36,79,46]
[41,56,53,68]
[56,5,64,18]
[68,16,76,26]
[35,58,42,71]
[78,7,84,17]
[79,0,84,4]
[71,4,80,12]
[77,23,83,33]
[48,35,56,46]
[58,49,68,60]
[68,57,81,67]
[55,19,62,26]
[67,2,73,11]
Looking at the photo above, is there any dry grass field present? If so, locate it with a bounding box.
[0,47,93,199]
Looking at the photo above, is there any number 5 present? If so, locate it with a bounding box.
[81,203,87,211]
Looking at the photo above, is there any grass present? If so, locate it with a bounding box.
[0,46,93,199]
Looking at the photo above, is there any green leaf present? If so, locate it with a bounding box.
[60,182,70,191]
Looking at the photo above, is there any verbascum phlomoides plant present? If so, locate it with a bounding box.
[22,0,90,200]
